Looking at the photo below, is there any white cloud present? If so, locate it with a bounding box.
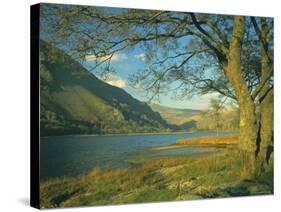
[106,79,127,88]
[134,53,146,62]
[98,73,127,88]
[200,92,219,100]
[86,53,127,62]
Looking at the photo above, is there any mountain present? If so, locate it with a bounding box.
[149,103,202,126]
[39,41,170,136]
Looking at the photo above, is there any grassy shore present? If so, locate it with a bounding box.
[40,134,273,208]
[152,134,239,151]
[176,134,239,146]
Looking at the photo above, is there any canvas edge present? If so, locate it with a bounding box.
[30,3,40,209]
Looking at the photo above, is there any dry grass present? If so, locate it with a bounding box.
[176,134,239,146]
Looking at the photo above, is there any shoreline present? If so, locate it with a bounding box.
[40,131,237,139]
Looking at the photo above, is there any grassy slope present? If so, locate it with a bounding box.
[40,135,273,208]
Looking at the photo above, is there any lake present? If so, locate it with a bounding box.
[40,131,233,180]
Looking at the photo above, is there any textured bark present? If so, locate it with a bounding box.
[238,100,258,178]
[257,90,273,174]
[226,16,258,178]
[256,20,274,175]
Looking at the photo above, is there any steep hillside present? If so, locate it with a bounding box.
[40,41,170,136]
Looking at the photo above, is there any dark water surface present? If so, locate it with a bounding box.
[40,132,233,179]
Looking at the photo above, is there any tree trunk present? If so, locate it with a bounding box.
[257,90,273,175]
[255,18,274,175]
[239,99,258,178]
[226,16,258,178]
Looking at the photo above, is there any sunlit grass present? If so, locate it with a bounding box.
[176,134,239,146]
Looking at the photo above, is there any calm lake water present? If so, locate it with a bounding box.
[40,132,233,180]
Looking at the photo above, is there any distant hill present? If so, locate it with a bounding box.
[40,41,171,136]
[149,103,202,126]
[195,109,239,132]
[149,103,239,132]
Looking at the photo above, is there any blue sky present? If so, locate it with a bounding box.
[41,4,221,110]
[82,47,219,110]
[40,4,269,111]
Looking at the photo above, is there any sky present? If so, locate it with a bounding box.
[40,4,272,111]
[82,48,219,110]
[73,6,227,111]
[41,4,222,110]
